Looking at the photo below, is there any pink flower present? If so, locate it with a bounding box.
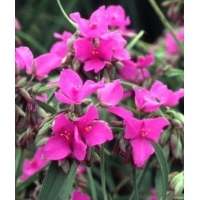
[150,80,184,107]
[107,106,133,119]
[133,86,163,113]
[124,117,169,167]
[135,55,155,68]
[71,189,90,200]
[101,31,130,61]
[105,5,130,28]
[15,18,21,31]
[70,6,109,38]
[50,31,72,59]
[36,93,48,102]
[44,114,87,161]
[15,46,61,80]
[55,69,104,104]
[74,105,113,146]
[73,37,115,73]
[119,60,137,82]
[98,79,123,108]
[20,147,49,181]
[166,26,184,55]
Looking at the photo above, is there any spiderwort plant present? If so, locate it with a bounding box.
[15,1,184,200]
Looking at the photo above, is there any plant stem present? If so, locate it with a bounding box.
[148,0,184,54]
[57,0,78,29]
[126,30,145,51]
[86,167,98,200]
[101,144,108,200]
[26,75,35,89]
[129,169,139,200]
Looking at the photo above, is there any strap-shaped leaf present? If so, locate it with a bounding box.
[152,142,169,200]
[35,99,57,115]
[38,84,58,93]
[38,161,77,200]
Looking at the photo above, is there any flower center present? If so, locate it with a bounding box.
[89,22,97,29]
[92,49,99,55]
[60,131,71,140]
[71,83,81,92]
[84,126,92,132]
[140,128,147,137]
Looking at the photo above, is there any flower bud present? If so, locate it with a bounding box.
[160,126,171,146]
[15,63,20,76]
[16,77,27,87]
[15,105,26,117]
[38,107,48,119]
[176,112,184,125]
[162,144,170,160]
[72,59,81,71]
[32,83,42,93]
[170,130,178,150]
[35,137,49,147]
[91,151,100,163]
[119,138,126,155]
[60,159,70,174]
[110,121,123,127]
[19,88,32,102]
[38,122,52,136]
[171,119,182,128]
[169,171,184,195]
[172,139,183,160]
[31,59,37,75]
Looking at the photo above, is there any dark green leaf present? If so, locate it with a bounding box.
[35,99,57,115]
[38,161,77,200]
[152,142,169,200]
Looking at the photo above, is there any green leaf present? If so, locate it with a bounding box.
[35,99,57,115]
[38,84,58,93]
[152,142,169,200]
[38,161,77,200]
[165,68,184,80]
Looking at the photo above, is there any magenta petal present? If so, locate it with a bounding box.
[72,189,90,200]
[15,46,33,72]
[52,114,74,136]
[131,138,154,168]
[113,48,130,61]
[83,121,113,146]
[73,38,93,61]
[136,55,154,68]
[44,136,71,160]
[50,41,67,58]
[84,58,105,73]
[15,50,25,70]
[77,78,105,102]
[124,117,142,139]
[165,88,184,106]
[144,117,170,142]
[73,127,87,161]
[75,105,99,129]
[35,53,61,77]
[58,69,83,101]
[98,79,123,107]
[107,106,133,119]
[55,91,76,104]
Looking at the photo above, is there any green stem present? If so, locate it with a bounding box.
[126,30,145,51]
[86,167,98,200]
[148,0,184,54]
[15,148,23,183]
[121,81,141,90]
[129,169,139,200]
[25,75,35,89]
[101,145,108,200]
[57,0,78,29]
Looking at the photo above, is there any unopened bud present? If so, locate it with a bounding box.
[171,119,182,127]
[172,139,183,160]
[38,107,48,119]
[38,122,52,136]
[15,105,26,117]
[73,59,81,71]
[31,59,37,75]
[35,137,49,147]
[81,99,93,106]
[119,138,126,155]
[32,83,42,93]
[19,88,32,102]
[16,77,27,87]
[176,112,184,125]
[60,159,70,174]
[170,131,178,150]
[170,171,184,192]
[115,61,124,69]
[91,151,100,163]
[160,126,171,146]
[110,121,123,127]
[94,38,100,48]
